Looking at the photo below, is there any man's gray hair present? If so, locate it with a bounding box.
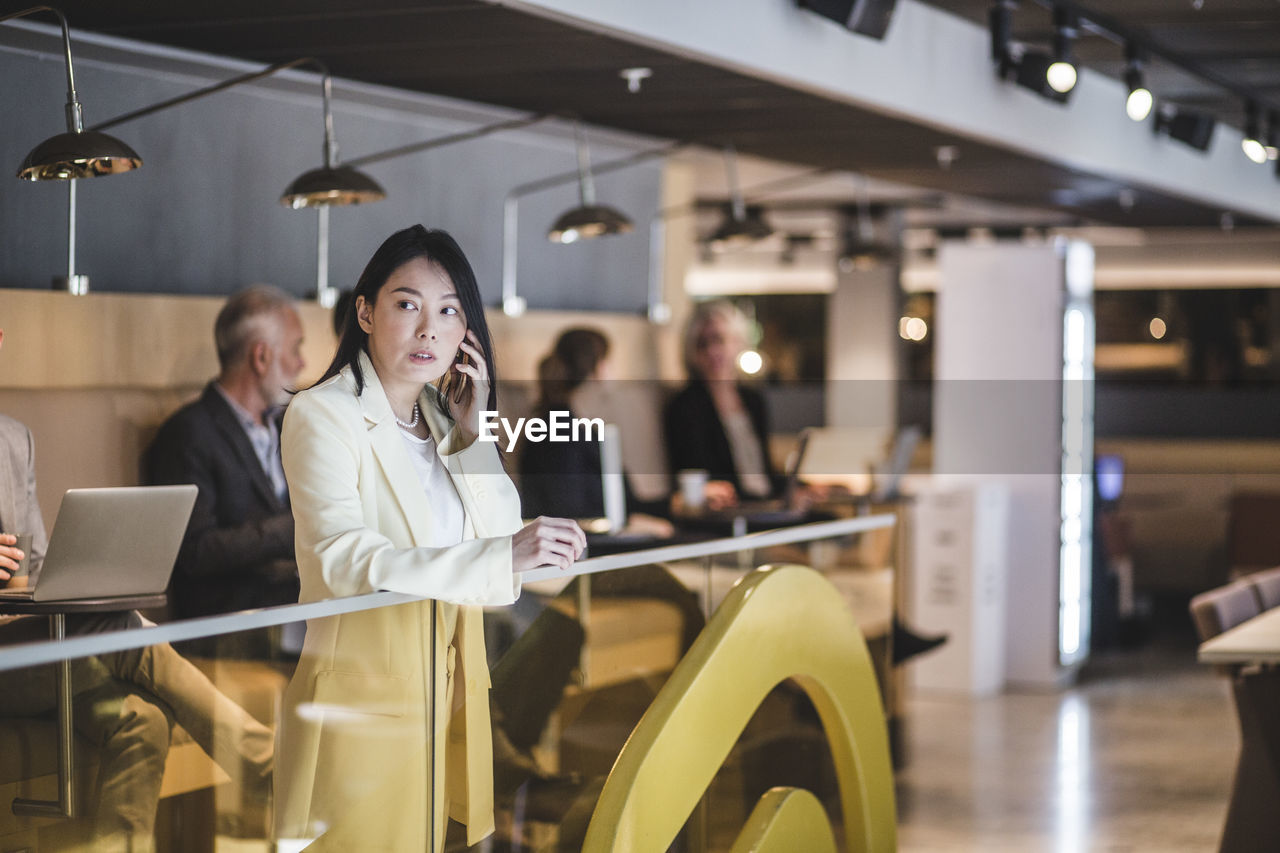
[214,285,296,370]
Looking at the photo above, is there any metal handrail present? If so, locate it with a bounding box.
[0,514,892,673]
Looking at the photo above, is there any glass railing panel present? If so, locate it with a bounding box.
[0,515,895,852]
[678,524,896,850]
[468,517,895,851]
[0,617,284,852]
[481,553,714,851]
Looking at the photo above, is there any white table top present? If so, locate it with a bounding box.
[1199,606,1280,665]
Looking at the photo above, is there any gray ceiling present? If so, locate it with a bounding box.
[39,0,1280,228]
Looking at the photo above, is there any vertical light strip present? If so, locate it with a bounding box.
[1059,241,1095,666]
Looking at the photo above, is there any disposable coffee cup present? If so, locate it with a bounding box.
[3,532,32,587]
[678,469,709,511]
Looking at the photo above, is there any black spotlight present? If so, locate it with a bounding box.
[1242,101,1268,164]
[795,0,899,40]
[1154,106,1217,152]
[1014,51,1073,103]
[1123,43,1153,122]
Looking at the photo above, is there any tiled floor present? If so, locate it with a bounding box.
[895,633,1237,852]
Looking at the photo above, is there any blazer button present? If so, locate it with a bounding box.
[475,488,488,501]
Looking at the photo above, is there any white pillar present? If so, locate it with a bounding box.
[826,263,899,432]
[933,241,1094,689]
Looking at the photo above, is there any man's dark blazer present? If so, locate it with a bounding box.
[144,383,298,619]
[662,380,783,498]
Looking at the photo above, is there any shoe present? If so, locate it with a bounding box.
[892,621,948,665]
[520,771,586,823]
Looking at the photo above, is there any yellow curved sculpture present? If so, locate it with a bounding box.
[582,564,896,852]
[729,787,838,853]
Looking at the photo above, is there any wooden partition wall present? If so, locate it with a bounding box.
[0,288,676,530]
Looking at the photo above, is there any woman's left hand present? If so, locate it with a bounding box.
[449,329,490,441]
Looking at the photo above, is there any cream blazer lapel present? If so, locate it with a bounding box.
[356,353,441,547]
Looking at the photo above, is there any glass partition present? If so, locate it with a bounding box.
[0,515,893,852]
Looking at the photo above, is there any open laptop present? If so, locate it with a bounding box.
[0,485,197,602]
[870,425,922,501]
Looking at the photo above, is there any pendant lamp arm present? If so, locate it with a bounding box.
[344,113,550,168]
[318,66,338,169]
[856,174,875,240]
[87,54,337,166]
[0,6,81,132]
[575,123,597,207]
[723,144,746,222]
[90,57,318,132]
[508,141,684,200]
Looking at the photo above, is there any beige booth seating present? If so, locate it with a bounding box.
[1096,438,1280,594]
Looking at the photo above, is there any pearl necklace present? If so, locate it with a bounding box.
[394,402,421,430]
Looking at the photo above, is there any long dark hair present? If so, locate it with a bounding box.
[318,225,499,417]
[534,327,609,411]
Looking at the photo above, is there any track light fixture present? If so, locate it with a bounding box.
[1154,104,1216,152]
[1123,43,1153,122]
[989,1,1072,104]
[1045,6,1078,95]
[988,0,1280,160]
[1013,51,1071,103]
[1241,101,1268,165]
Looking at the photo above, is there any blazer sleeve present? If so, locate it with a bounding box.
[11,422,48,580]
[282,391,520,607]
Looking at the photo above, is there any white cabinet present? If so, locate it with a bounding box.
[907,484,1010,695]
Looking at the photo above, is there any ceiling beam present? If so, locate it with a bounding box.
[498,0,1280,225]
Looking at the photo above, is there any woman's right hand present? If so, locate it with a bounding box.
[512,517,586,573]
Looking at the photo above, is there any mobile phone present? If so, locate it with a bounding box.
[450,350,470,404]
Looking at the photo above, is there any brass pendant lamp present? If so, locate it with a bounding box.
[279,72,385,208]
[546,124,634,243]
[3,6,142,181]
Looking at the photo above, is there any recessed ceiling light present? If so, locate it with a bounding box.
[619,67,652,94]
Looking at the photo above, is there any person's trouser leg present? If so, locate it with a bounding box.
[0,615,170,847]
[100,640,274,781]
[73,679,174,850]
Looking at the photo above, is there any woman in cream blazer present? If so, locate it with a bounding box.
[275,227,584,852]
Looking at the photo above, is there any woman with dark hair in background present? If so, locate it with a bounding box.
[518,327,673,535]
[275,225,585,851]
